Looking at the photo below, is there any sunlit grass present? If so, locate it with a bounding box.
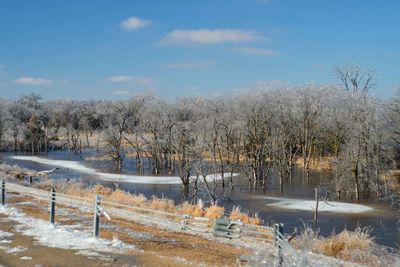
[292,225,400,266]
[49,182,261,224]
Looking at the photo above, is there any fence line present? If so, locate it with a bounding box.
[1,181,290,253]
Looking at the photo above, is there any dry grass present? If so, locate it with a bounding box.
[382,170,400,191]
[229,206,262,225]
[149,196,176,212]
[315,227,374,258]
[47,181,262,225]
[292,225,400,266]
[0,163,40,179]
[295,156,334,171]
[204,205,224,219]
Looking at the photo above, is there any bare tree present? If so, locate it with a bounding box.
[335,64,375,94]
[103,101,134,168]
[0,99,10,148]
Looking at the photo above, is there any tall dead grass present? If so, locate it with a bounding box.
[49,182,261,225]
[292,225,400,266]
[229,206,262,225]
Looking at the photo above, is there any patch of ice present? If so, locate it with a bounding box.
[0,205,136,254]
[11,156,239,185]
[16,201,37,206]
[265,197,373,213]
[97,172,182,184]
[0,240,11,244]
[76,250,101,257]
[20,256,32,260]
[11,156,96,173]
[0,230,14,238]
[6,246,27,254]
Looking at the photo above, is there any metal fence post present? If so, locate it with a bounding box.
[93,195,101,238]
[1,179,5,206]
[274,223,283,266]
[50,188,56,224]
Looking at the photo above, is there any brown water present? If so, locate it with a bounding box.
[1,151,399,248]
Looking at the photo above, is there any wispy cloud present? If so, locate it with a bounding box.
[112,90,131,96]
[14,76,53,85]
[231,47,279,56]
[107,75,152,85]
[120,17,151,31]
[108,76,131,82]
[159,29,262,45]
[163,60,214,69]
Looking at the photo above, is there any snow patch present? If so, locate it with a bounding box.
[0,230,14,238]
[6,246,27,254]
[16,201,37,206]
[97,172,182,184]
[265,197,373,213]
[0,205,136,254]
[20,256,32,260]
[76,250,101,257]
[11,156,238,185]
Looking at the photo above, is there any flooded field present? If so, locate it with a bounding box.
[1,151,398,248]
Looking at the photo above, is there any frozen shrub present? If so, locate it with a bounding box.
[292,225,400,266]
[179,201,196,215]
[204,204,224,219]
[229,206,262,225]
[149,196,176,212]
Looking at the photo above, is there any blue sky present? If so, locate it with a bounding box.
[0,0,399,100]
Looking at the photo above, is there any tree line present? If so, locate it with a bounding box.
[0,65,399,202]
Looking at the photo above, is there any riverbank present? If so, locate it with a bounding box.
[0,193,248,266]
[0,180,378,267]
[1,163,399,266]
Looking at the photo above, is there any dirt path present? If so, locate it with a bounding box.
[0,194,250,266]
[0,213,130,267]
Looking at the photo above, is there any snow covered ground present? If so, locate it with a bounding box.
[265,196,373,213]
[0,205,136,254]
[11,156,238,184]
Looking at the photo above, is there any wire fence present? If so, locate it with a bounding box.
[1,179,297,265]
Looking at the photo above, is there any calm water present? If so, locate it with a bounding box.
[1,151,398,248]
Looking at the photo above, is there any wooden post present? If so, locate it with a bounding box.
[93,195,101,238]
[50,188,56,224]
[1,179,5,206]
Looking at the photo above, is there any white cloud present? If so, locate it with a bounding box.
[159,29,262,45]
[108,76,132,82]
[120,17,151,31]
[107,76,152,85]
[14,76,53,85]
[163,60,214,69]
[231,47,279,56]
[112,90,131,96]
